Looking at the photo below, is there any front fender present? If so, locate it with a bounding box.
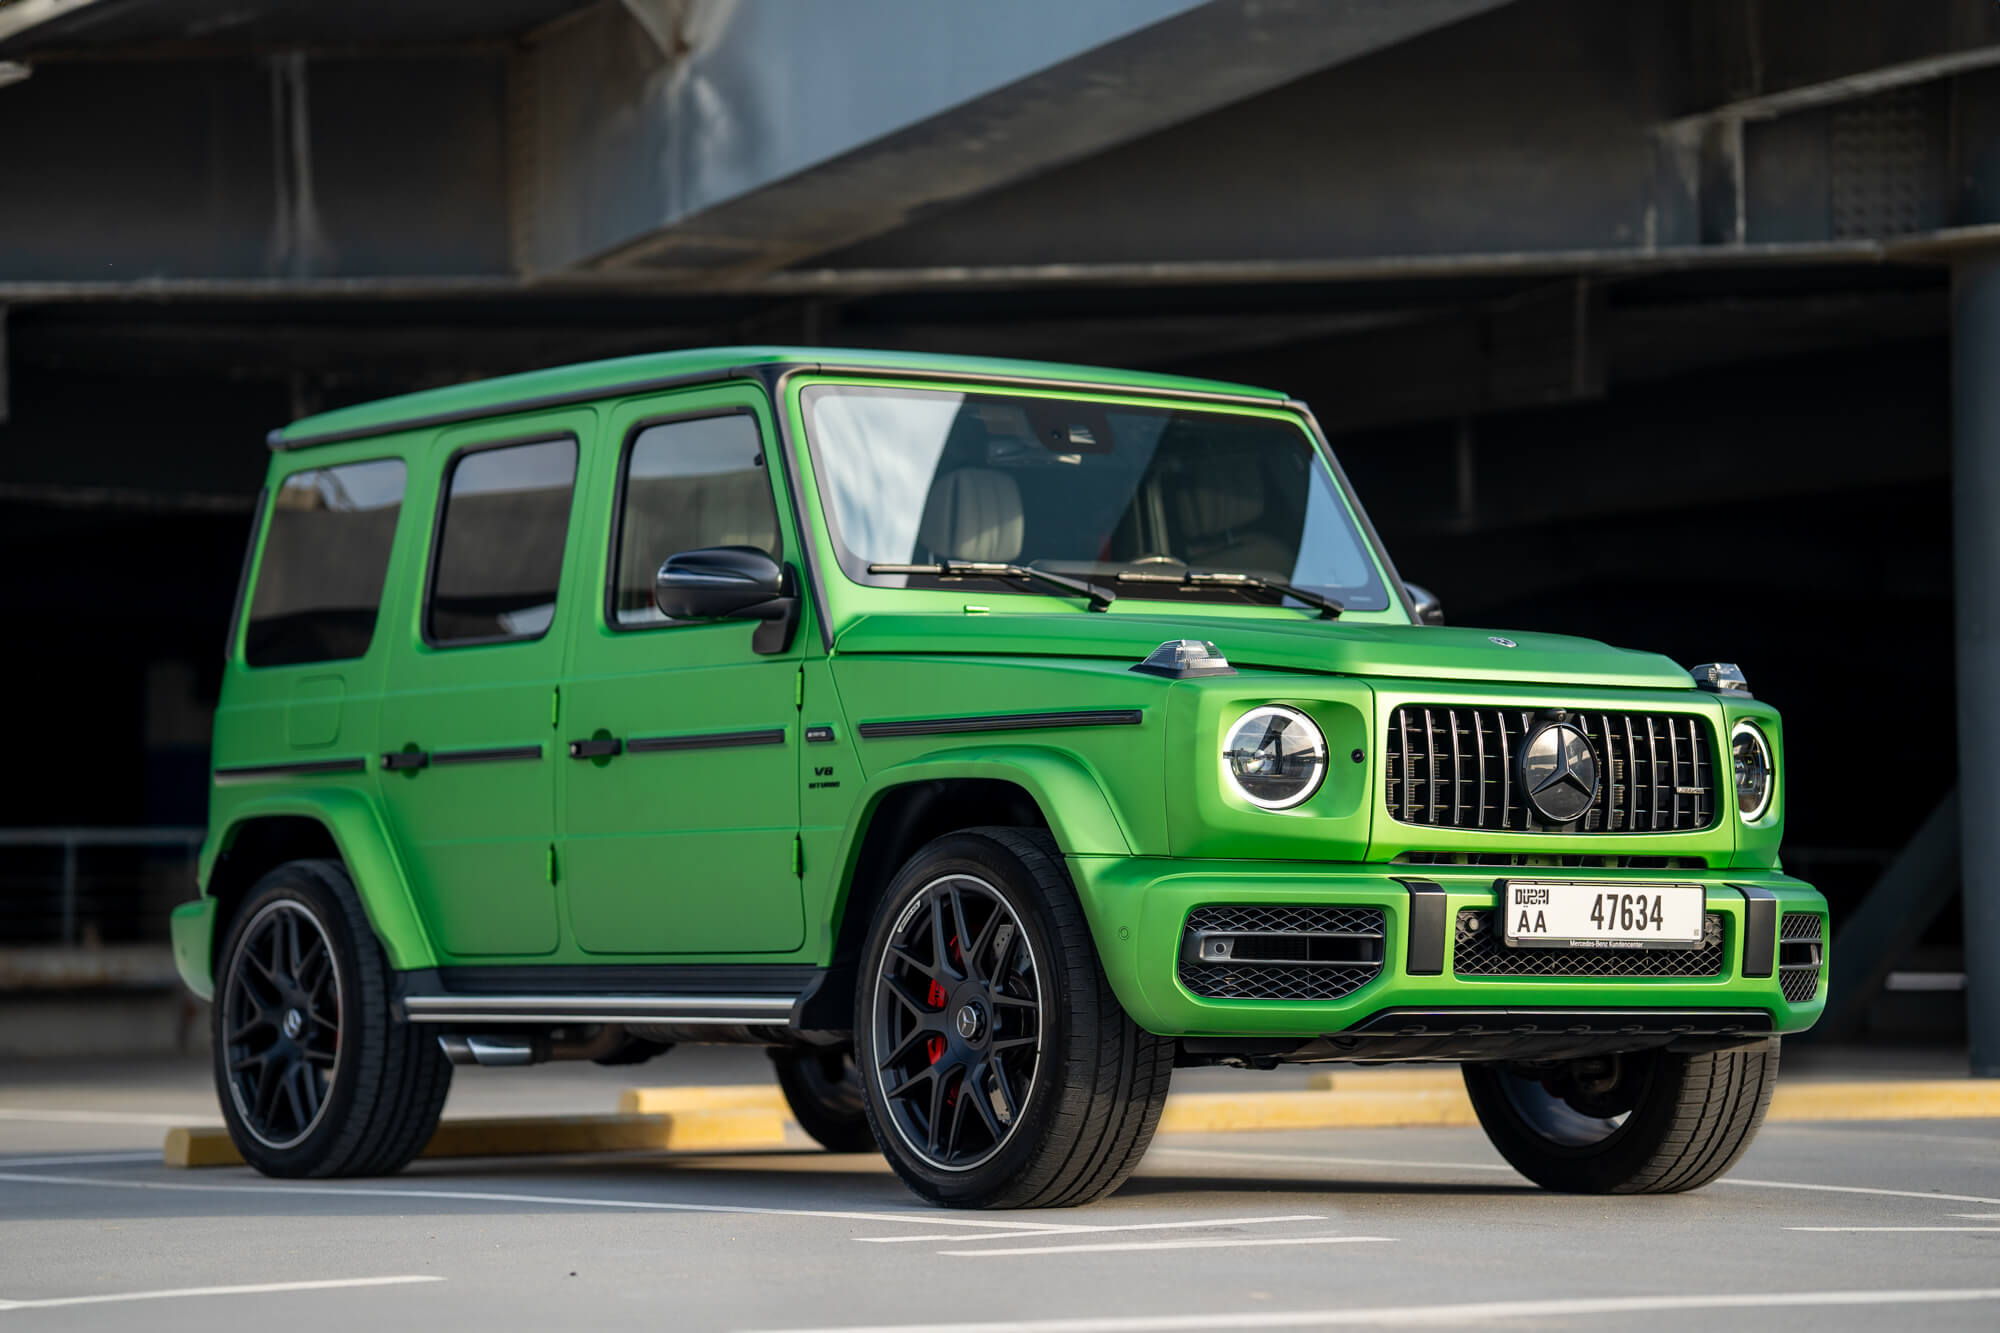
[857,744,1134,856]
[203,786,437,973]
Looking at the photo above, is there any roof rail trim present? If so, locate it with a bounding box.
[267,360,1288,452]
[269,365,755,451]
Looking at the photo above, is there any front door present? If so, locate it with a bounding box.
[559,386,806,955]
[377,413,591,958]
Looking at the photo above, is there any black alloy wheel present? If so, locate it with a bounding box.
[220,898,342,1148]
[211,859,452,1178]
[856,828,1172,1209]
[870,872,1043,1171]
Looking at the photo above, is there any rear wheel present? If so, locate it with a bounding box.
[770,1047,876,1152]
[213,859,451,1177]
[855,827,1172,1208]
[1462,1040,1780,1194]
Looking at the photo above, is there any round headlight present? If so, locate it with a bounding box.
[1222,705,1327,810]
[1731,720,1773,821]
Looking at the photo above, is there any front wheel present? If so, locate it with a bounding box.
[856,828,1172,1208]
[1462,1039,1780,1194]
[212,859,451,1177]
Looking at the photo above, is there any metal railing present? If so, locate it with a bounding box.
[0,827,204,947]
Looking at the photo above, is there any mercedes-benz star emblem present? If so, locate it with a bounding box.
[1489,636,1517,648]
[1520,722,1599,823]
[955,1002,986,1042]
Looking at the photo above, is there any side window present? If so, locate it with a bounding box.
[243,458,407,668]
[427,437,578,645]
[612,414,780,627]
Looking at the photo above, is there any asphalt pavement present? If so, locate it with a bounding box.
[1,1051,1996,1331]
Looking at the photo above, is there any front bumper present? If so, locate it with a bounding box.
[1067,856,1826,1041]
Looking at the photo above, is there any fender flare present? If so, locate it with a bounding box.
[202,787,437,973]
[821,744,1130,927]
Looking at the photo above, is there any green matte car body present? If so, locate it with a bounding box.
[173,346,1824,1206]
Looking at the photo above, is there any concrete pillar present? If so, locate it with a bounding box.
[1953,254,2000,1077]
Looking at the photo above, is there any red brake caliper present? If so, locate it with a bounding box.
[925,976,948,1065]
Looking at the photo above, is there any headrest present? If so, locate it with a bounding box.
[1170,452,1264,537]
[918,468,1024,563]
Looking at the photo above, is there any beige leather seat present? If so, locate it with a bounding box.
[919,468,1025,563]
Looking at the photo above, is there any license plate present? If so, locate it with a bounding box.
[1499,880,1705,949]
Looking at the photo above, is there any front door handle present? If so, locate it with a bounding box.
[381,750,430,771]
[567,737,623,760]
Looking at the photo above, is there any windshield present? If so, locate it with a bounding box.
[800,385,1391,612]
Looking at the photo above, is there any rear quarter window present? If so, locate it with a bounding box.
[242,458,407,668]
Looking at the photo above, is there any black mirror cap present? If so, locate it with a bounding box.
[1405,582,1444,626]
[655,546,790,621]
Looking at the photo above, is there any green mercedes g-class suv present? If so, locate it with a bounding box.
[172,346,1822,1208]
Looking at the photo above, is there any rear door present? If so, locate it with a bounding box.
[558,385,806,956]
[376,412,591,959]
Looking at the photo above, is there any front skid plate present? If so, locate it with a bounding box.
[1182,1007,1776,1063]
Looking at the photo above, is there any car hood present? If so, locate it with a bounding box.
[834,612,1696,690]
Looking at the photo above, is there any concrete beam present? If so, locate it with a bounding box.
[514,0,1516,278]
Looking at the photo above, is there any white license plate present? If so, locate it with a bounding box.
[1499,880,1705,949]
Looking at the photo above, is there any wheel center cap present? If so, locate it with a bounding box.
[282,1008,304,1040]
[954,1001,987,1043]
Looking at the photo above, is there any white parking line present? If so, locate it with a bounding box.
[0,1108,205,1127]
[857,1214,1326,1244]
[0,1171,1073,1232]
[937,1234,1392,1258]
[1787,1226,2000,1233]
[0,1276,442,1311]
[739,1287,2000,1332]
[0,1153,159,1168]
[1151,1146,2000,1207]
[1953,1213,2000,1219]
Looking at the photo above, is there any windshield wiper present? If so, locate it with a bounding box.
[1112,569,1344,619]
[869,561,1117,612]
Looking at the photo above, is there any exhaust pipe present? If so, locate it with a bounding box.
[437,1033,539,1067]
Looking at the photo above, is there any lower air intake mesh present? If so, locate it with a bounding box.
[1178,905,1385,1001]
[1779,913,1826,1003]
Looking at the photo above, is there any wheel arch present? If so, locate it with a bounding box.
[801,747,1129,1031]
[200,788,438,988]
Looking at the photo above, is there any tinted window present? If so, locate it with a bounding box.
[428,438,578,645]
[243,459,406,667]
[612,414,780,626]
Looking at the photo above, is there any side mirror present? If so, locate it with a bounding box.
[654,546,799,654]
[1405,582,1444,626]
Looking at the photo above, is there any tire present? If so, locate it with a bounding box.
[770,1047,878,1153]
[855,827,1172,1208]
[212,858,452,1177]
[1462,1039,1781,1194]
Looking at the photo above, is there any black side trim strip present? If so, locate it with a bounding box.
[432,745,544,766]
[627,728,786,755]
[1736,884,1778,979]
[213,757,368,783]
[1395,877,1448,976]
[858,708,1142,739]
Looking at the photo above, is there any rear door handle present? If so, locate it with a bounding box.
[381,750,430,771]
[567,737,623,760]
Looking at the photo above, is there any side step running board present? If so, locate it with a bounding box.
[402,994,795,1026]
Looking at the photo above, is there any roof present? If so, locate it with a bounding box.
[271,345,1288,449]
